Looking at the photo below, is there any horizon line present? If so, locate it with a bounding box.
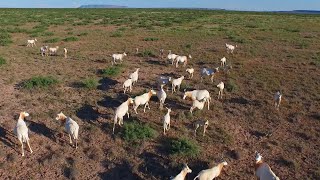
[0,6,319,12]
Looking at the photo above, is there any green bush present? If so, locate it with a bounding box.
[143,37,159,41]
[169,138,200,157]
[139,49,156,57]
[226,80,238,92]
[185,44,192,48]
[122,121,157,142]
[63,36,79,42]
[101,66,122,77]
[43,38,60,43]
[0,30,12,46]
[82,78,98,89]
[78,32,88,36]
[0,57,6,66]
[23,76,58,89]
[212,127,233,144]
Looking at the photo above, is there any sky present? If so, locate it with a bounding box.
[0,0,319,11]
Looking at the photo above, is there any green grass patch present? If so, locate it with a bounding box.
[122,121,157,142]
[211,127,234,145]
[138,49,156,57]
[0,30,12,46]
[143,37,159,41]
[169,138,200,157]
[110,31,123,37]
[0,57,6,66]
[63,36,79,42]
[23,76,58,89]
[226,79,238,92]
[101,66,122,77]
[78,32,88,36]
[82,78,98,89]
[43,38,60,43]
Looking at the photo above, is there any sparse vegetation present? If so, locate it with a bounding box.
[78,32,88,36]
[0,30,12,46]
[101,65,122,77]
[185,44,192,48]
[63,36,79,42]
[0,8,318,180]
[122,121,157,142]
[138,49,156,57]
[82,78,98,89]
[226,79,238,92]
[0,57,6,66]
[110,31,123,37]
[211,127,234,144]
[143,37,159,41]
[44,38,60,43]
[23,76,58,89]
[169,138,200,157]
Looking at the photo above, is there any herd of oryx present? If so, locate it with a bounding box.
[11,38,283,179]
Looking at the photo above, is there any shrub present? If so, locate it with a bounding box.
[226,80,238,92]
[63,36,79,42]
[0,30,13,46]
[0,57,6,66]
[122,121,157,142]
[138,49,156,57]
[169,138,200,157]
[78,32,88,36]
[143,37,159,41]
[44,38,60,43]
[82,78,98,89]
[212,127,233,144]
[101,66,122,77]
[23,76,58,89]
[185,44,192,48]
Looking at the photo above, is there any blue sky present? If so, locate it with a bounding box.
[0,0,319,11]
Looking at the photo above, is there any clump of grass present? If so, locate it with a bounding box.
[211,127,233,145]
[0,57,6,66]
[44,38,60,43]
[65,28,73,31]
[82,78,98,89]
[138,49,156,57]
[63,36,79,42]
[0,30,13,46]
[169,138,200,157]
[177,112,186,121]
[23,76,58,89]
[277,157,298,170]
[185,44,192,48]
[110,31,123,37]
[226,79,238,92]
[101,66,122,77]
[143,37,159,41]
[40,31,54,36]
[122,121,157,142]
[78,32,88,36]
[6,153,17,162]
[117,27,127,31]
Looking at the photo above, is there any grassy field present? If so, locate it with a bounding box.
[0,9,319,179]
